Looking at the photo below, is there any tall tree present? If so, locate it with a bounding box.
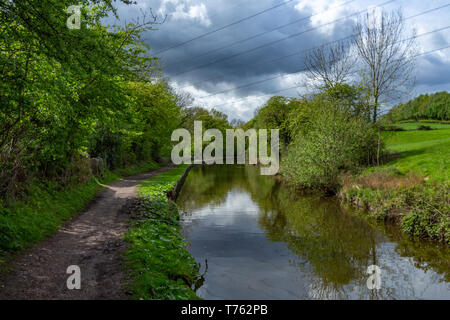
[353,9,417,122]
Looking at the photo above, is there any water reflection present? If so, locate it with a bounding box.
[177,165,450,299]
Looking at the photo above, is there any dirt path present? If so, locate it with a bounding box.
[0,166,174,300]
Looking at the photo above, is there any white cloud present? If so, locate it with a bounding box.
[159,0,212,27]
[294,0,348,33]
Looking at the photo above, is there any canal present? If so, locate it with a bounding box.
[177,165,450,299]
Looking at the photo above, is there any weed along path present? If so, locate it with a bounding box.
[0,166,174,300]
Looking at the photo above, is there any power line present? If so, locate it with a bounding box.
[178,2,450,90]
[154,0,296,55]
[171,0,399,77]
[207,45,450,110]
[177,35,354,90]
[196,24,450,100]
[168,0,358,68]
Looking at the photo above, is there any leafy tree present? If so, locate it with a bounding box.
[0,0,172,200]
[251,96,296,146]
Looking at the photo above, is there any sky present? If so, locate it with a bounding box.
[110,0,450,121]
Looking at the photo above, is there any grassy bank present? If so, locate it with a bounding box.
[124,165,202,300]
[340,122,449,243]
[381,122,450,180]
[0,161,160,265]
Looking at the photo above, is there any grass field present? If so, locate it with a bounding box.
[381,122,450,181]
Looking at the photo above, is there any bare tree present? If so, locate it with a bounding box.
[353,9,417,122]
[174,90,194,109]
[304,40,356,90]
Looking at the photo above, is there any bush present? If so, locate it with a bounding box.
[416,125,433,131]
[282,105,381,193]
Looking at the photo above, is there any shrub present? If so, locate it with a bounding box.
[416,125,433,131]
[282,105,381,193]
[341,179,449,243]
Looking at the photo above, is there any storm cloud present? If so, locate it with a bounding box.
[110,0,450,121]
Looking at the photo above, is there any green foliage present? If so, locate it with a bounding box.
[124,166,202,300]
[0,1,183,202]
[179,107,232,156]
[416,125,432,131]
[386,91,450,121]
[0,161,158,257]
[380,125,405,131]
[182,107,231,134]
[395,121,450,130]
[340,122,450,243]
[381,125,450,181]
[343,181,449,243]
[251,96,296,145]
[281,88,380,192]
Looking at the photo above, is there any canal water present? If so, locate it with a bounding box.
[177,165,450,300]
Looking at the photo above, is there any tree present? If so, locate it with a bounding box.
[304,40,356,90]
[252,96,295,145]
[353,9,417,122]
[282,98,380,192]
[0,0,164,199]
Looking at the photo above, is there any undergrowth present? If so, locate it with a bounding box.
[341,168,449,243]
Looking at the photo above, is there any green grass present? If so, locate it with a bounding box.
[341,121,449,243]
[380,122,450,181]
[342,179,449,243]
[124,165,203,300]
[0,161,160,265]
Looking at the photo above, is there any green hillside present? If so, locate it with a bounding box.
[387,91,450,121]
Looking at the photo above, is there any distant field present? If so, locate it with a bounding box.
[381,122,450,181]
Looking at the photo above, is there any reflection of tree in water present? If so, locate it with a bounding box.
[256,188,386,298]
[377,222,450,282]
[177,165,277,212]
[177,165,450,299]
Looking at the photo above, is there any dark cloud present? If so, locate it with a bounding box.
[416,54,450,86]
[109,0,450,120]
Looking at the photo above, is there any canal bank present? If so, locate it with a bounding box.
[123,165,203,300]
